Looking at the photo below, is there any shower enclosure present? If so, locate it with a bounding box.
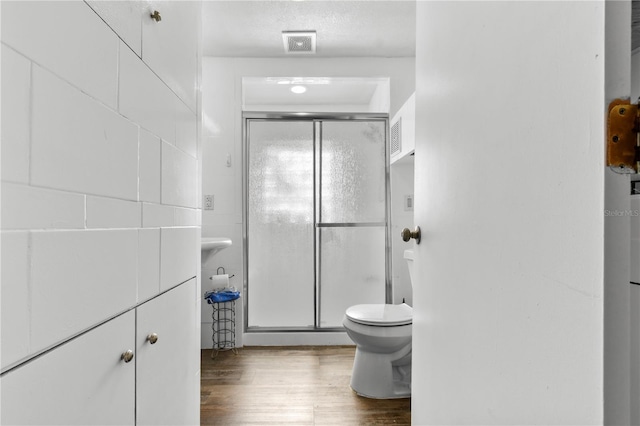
[244,114,390,331]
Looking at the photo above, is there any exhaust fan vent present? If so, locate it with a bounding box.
[282,31,316,54]
[391,118,402,156]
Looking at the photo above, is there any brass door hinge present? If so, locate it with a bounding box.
[607,98,639,173]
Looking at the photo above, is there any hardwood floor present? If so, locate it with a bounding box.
[200,346,411,425]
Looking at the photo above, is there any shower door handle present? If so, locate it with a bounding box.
[401,227,421,244]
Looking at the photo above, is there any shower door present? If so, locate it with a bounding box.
[246,116,388,330]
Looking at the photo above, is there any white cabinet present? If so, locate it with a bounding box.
[136,279,198,426]
[142,1,199,112]
[87,1,199,112]
[1,311,136,425]
[0,280,197,426]
[390,93,416,165]
[85,1,144,56]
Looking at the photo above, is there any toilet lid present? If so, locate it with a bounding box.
[345,304,413,326]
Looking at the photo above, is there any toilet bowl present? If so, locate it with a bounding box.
[343,249,415,399]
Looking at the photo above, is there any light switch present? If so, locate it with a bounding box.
[404,195,413,212]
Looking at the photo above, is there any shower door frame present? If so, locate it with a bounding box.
[242,112,392,333]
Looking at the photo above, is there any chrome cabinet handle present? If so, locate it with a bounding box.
[121,350,134,363]
[150,10,161,22]
[401,226,421,244]
[147,333,158,344]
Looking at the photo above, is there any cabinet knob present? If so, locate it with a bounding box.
[147,333,158,344]
[121,350,134,363]
[401,226,421,244]
[150,10,162,22]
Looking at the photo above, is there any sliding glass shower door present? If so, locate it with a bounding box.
[246,116,388,330]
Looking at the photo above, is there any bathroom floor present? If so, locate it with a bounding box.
[200,346,411,425]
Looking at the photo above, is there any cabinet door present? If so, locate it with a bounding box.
[1,311,135,425]
[136,279,198,425]
[141,1,199,111]
[85,1,144,56]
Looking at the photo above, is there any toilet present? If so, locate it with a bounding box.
[342,249,415,399]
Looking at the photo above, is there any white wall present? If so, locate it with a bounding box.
[1,0,201,377]
[412,2,618,424]
[200,56,415,347]
[630,48,640,426]
[390,159,415,305]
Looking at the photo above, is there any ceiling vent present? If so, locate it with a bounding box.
[282,31,316,54]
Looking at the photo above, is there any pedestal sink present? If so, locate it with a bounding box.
[201,237,232,258]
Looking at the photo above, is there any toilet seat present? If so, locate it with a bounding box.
[345,304,412,327]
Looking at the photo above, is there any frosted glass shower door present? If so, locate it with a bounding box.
[318,120,387,328]
[247,120,315,328]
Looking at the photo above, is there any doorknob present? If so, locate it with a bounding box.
[401,227,421,244]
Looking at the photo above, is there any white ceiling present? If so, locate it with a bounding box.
[202,1,416,58]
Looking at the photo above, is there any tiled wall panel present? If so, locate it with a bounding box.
[29,230,138,354]
[119,44,176,145]
[0,232,31,369]
[160,227,198,292]
[86,196,141,229]
[85,0,143,57]
[1,45,31,184]
[139,129,162,203]
[0,1,200,376]
[176,99,198,157]
[142,203,175,228]
[162,142,198,208]
[138,229,161,302]
[1,183,85,230]
[31,66,138,200]
[2,1,119,108]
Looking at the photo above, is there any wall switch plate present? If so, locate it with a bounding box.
[204,194,214,210]
[404,195,414,211]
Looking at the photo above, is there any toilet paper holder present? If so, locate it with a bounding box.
[211,266,235,279]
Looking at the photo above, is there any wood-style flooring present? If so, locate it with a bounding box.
[200,346,411,425]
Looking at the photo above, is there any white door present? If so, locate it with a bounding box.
[1,311,135,425]
[411,2,630,424]
[136,279,199,426]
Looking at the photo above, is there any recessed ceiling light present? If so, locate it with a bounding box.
[291,85,307,94]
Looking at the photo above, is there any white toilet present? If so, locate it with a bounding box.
[342,249,415,399]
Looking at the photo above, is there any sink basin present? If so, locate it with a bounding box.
[201,237,232,257]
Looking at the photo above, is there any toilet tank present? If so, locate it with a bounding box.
[404,250,415,289]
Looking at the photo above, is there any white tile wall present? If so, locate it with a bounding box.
[162,142,198,208]
[175,207,200,226]
[160,227,198,292]
[139,129,162,203]
[119,43,176,145]
[1,232,31,369]
[142,203,175,228]
[86,196,141,229]
[2,1,119,108]
[141,0,199,112]
[1,46,31,184]
[138,229,161,302]
[31,66,138,200]
[1,1,201,372]
[85,0,143,57]
[1,183,85,230]
[176,99,198,158]
[30,230,138,353]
